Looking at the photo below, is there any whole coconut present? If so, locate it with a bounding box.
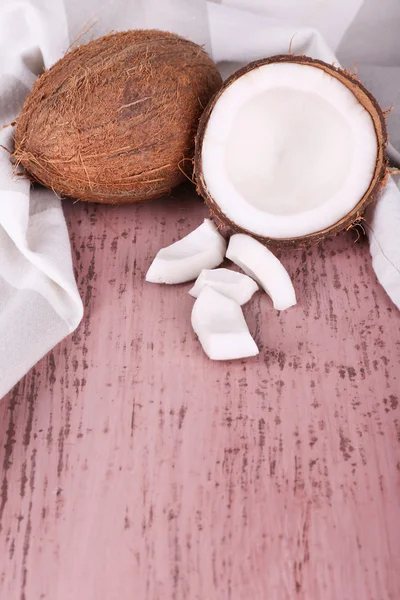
[14,30,222,204]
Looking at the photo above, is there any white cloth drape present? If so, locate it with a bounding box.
[0,0,82,399]
[0,0,399,398]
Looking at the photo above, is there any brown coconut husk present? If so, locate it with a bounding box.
[194,54,388,247]
[13,30,222,204]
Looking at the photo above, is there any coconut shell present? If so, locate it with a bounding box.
[194,55,388,246]
[14,30,222,204]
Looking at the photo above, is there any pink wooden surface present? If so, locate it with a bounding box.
[0,185,400,600]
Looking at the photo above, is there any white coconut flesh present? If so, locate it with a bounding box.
[191,286,259,360]
[146,219,226,284]
[201,62,378,239]
[189,268,258,305]
[226,234,296,311]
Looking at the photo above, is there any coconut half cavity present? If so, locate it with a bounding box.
[195,55,387,245]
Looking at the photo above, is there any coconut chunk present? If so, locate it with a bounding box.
[189,268,258,305]
[226,234,296,311]
[191,286,259,360]
[146,219,226,284]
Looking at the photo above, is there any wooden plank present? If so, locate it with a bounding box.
[1,185,399,600]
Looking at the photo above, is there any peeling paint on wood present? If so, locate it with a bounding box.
[0,185,400,599]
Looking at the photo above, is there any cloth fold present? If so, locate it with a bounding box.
[0,0,82,398]
[366,177,400,309]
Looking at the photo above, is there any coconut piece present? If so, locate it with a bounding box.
[146,219,226,284]
[191,286,259,360]
[189,268,258,305]
[14,30,222,204]
[226,234,296,311]
[195,55,387,246]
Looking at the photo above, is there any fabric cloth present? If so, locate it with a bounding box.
[0,0,82,399]
[0,0,399,399]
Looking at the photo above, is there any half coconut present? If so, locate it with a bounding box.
[194,55,388,246]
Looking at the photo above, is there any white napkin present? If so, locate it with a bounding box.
[0,0,399,398]
[0,0,83,399]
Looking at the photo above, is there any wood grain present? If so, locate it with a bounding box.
[1,185,399,600]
